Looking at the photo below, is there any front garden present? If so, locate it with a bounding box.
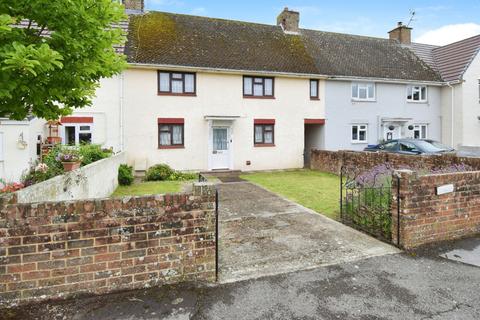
[113,163,198,197]
[241,169,340,219]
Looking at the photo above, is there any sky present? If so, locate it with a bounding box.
[145,0,480,46]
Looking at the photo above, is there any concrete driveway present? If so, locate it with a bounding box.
[218,181,398,283]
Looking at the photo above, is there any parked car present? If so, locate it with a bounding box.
[364,139,455,155]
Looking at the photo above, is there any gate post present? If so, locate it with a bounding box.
[215,188,219,282]
[339,166,343,221]
[391,169,414,248]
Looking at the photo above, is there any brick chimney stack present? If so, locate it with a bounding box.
[277,7,300,34]
[122,0,144,12]
[388,21,412,45]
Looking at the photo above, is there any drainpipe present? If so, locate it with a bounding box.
[446,82,454,148]
[119,73,125,151]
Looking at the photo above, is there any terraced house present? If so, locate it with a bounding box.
[3,0,479,179]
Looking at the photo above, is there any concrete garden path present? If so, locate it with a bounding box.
[217,181,399,283]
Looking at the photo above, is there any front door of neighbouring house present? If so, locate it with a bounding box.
[211,127,230,170]
[384,124,401,141]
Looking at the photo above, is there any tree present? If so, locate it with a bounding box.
[0,0,127,120]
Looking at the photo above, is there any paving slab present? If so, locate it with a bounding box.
[218,182,399,283]
[439,237,480,267]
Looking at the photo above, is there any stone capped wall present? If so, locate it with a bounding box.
[0,183,216,307]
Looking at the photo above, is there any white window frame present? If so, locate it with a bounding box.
[62,123,93,145]
[478,79,480,103]
[407,85,428,102]
[413,124,428,139]
[351,124,368,144]
[351,82,375,101]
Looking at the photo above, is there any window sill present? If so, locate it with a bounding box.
[406,100,428,104]
[158,92,196,97]
[243,96,275,100]
[351,141,368,144]
[310,97,320,101]
[351,99,376,102]
[254,143,275,147]
[158,145,185,149]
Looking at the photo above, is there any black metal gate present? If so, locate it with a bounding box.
[340,166,397,242]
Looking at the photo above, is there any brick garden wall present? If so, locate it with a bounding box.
[0,183,216,307]
[392,170,480,249]
[310,149,480,174]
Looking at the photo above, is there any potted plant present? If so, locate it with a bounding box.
[56,148,82,172]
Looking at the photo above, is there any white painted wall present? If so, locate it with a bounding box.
[14,152,126,203]
[440,83,463,148]
[67,76,122,151]
[122,69,325,171]
[0,118,46,182]
[324,80,443,151]
[460,52,480,147]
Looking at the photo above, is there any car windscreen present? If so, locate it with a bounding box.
[426,140,453,151]
[414,140,450,153]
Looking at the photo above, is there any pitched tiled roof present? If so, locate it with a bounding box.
[125,11,442,82]
[409,43,439,69]
[431,35,480,82]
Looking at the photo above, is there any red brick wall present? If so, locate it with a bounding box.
[392,170,480,249]
[310,149,480,174]
[0,184,216,307]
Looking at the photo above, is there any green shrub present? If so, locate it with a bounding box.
[118,164,134,186]
[145,164,197,181]
[78,144,112,166]
[145,164,174,181]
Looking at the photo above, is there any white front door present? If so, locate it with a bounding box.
[384,124,401,141]
[211,127,230,170]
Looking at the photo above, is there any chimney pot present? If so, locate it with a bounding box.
[277,8,300,34]
[122,0,144,12]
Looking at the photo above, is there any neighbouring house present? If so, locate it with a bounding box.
[4,1,479,178]
[68,2,445,171]
[410,35,480,151]
[0,118,44,182]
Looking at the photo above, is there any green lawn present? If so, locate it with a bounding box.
[240,170,340,219]
[112,181,187,197]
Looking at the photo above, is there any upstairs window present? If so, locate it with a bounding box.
[158,71,196,95]
[158,118,184,148]
[407,85,427,102]
[310,79,319,99]
[243,76,274,98]
[351,124,368,143]
[478,79,480,102]
[352,82,375,101]
[413,124,428,139]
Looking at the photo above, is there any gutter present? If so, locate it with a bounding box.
[128,63,327,79]
[128,63,448,85]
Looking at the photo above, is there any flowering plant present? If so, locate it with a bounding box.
[0,182,24,193]
[56,149,82,163]
[35,163,49,173]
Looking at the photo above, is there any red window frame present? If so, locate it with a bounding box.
[157,118,185,149]
[254,119,275,147]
